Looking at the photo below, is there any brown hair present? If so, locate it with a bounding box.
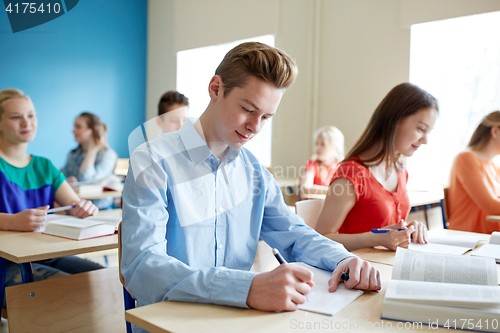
[215,42,298,95]
[345,83,438,174]
[72,112,108,153]
[158,91,189,116]
[0,88,30,120]
[468,111,500,149]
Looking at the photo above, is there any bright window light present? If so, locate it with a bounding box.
[177,35,275,167]
[408,11,500,189]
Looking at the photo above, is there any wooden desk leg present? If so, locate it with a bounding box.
[19,263,33,283]
[0,258,6,312]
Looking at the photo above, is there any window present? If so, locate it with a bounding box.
[408,11,500,188]
[176,35,275,166]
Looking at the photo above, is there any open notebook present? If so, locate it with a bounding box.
[471,231,500,263]
[291,262,364,316]
[408,233,488,255]
[40,214,121,240]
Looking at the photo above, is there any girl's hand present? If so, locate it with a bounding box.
[11,206,49,231]
[407,220,428,244]
[378,220,414,251]
[67,176,78,184]
[70,200,99,218]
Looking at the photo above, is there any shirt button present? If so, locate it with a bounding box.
[218,207,224,212]
[218,244,223,249]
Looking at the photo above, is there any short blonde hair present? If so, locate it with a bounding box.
[215,42,298,96]
[313,126,345,162]
[468,111,500,149]
[0,88,30,119]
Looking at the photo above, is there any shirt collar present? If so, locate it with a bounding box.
[178,118,241,167]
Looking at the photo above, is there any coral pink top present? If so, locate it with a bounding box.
[304,160,339,186]
[330,159,411,234]
[448,150,500,233]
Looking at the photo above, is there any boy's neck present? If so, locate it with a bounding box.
[0,139,30,165]
[197,114,229,160]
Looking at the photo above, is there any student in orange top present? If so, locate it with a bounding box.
[315,83,438,251]
[299,126,344,199]
[448,111,500,233]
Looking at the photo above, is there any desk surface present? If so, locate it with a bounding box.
[125,262,456,333]
[79,190,123,200]
[351,229,489,266]
[0,209,121,263]
[125,229,498,333]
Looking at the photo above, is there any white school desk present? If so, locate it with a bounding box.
[350,229,490,266]
[125,229,496,333]
[78,190,123,200]
[124,261,458,333]
[0,209,121,325]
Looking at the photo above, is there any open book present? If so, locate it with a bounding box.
[42,214,121,240]
[291,262,364,316]
[381,248,500,332]
[408,233,488,255]
[472,232,500,263]
[71,175,124,196]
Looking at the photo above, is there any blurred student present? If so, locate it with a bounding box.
[299,126,344,199]
[0,89,102,307]
[316,83,438,251]
[62,112,118,209]
[122,43,380,330]
[155,91,189,133]
[448,111,500,233]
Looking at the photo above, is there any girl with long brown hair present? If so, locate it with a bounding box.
[315,83,438,251]
[448,111,500,233]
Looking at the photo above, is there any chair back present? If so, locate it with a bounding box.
[118,222,136,333]
[114,158,130,177]
[295,199,325,229]
[118,222,125,286]
[440,187,449,229]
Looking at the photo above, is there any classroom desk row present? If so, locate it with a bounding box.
[0,209,122,332]
[124,229,498,333]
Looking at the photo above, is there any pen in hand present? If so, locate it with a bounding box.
[47,205,76,214]
[272,248,287,265]
[371,228,406,233]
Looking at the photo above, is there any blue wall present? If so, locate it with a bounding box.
[0,0,147,167]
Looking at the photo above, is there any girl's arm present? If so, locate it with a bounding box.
[54,181,99,218]
[299,169,329,198]
[0,206,49,231]
[79,148,117,182]
[79,146,99,175]
[315,178,413,251]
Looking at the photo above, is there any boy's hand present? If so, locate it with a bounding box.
[328,257,381,292]
[246,264,314,311]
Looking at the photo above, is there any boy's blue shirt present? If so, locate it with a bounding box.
[121,118,355,311]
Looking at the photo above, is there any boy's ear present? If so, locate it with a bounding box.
[208,75,224,99]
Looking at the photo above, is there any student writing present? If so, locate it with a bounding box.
[315,83,437,251]
[121,42,381,333]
